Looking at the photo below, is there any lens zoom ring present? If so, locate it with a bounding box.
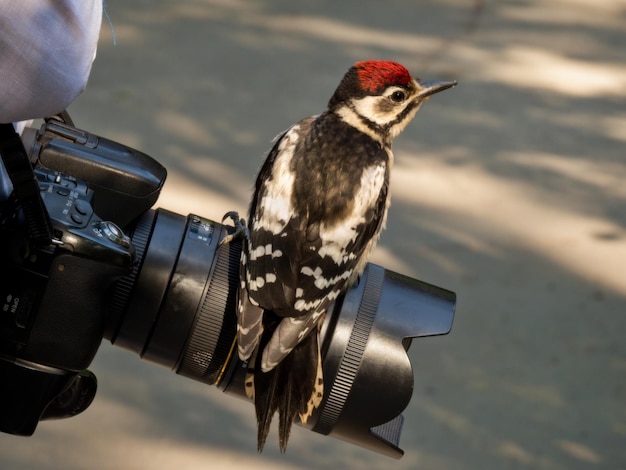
[178,236,240,385]
[315,264,385,433]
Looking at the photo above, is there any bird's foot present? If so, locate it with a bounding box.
[219,211,249,247]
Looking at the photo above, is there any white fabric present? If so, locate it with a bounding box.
[0,0,102,123]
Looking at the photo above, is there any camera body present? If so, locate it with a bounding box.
[2,166,133,369]
[0,118,166,435]
[0,118,455,458]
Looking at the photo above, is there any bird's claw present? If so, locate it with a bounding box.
[219,211,249,247]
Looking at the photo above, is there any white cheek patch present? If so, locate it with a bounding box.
[388,103,421,140]
[351,95,391,125]
[337,91,420,142]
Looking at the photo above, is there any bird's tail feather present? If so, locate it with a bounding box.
[254,329,323,453]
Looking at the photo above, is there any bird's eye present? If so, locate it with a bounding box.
[390,90,406,103]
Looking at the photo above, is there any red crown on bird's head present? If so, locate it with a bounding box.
[354,60,413,94]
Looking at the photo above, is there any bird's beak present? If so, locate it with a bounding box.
[416,80,457,98]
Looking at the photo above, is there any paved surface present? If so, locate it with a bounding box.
[1,1,625,468]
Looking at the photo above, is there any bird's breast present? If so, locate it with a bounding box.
[293,114,391,224]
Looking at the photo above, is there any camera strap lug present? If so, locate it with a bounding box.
[0,123,53,244]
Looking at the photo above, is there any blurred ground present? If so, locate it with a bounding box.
[1,0,625,468]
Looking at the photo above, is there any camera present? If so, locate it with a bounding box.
[0,116,455,459]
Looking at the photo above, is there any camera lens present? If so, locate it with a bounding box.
[104,207,455,458]
[105,208,240,385]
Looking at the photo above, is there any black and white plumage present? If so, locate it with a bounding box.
[224,60,456,452]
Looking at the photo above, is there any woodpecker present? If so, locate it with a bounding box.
[222,60,456,452]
